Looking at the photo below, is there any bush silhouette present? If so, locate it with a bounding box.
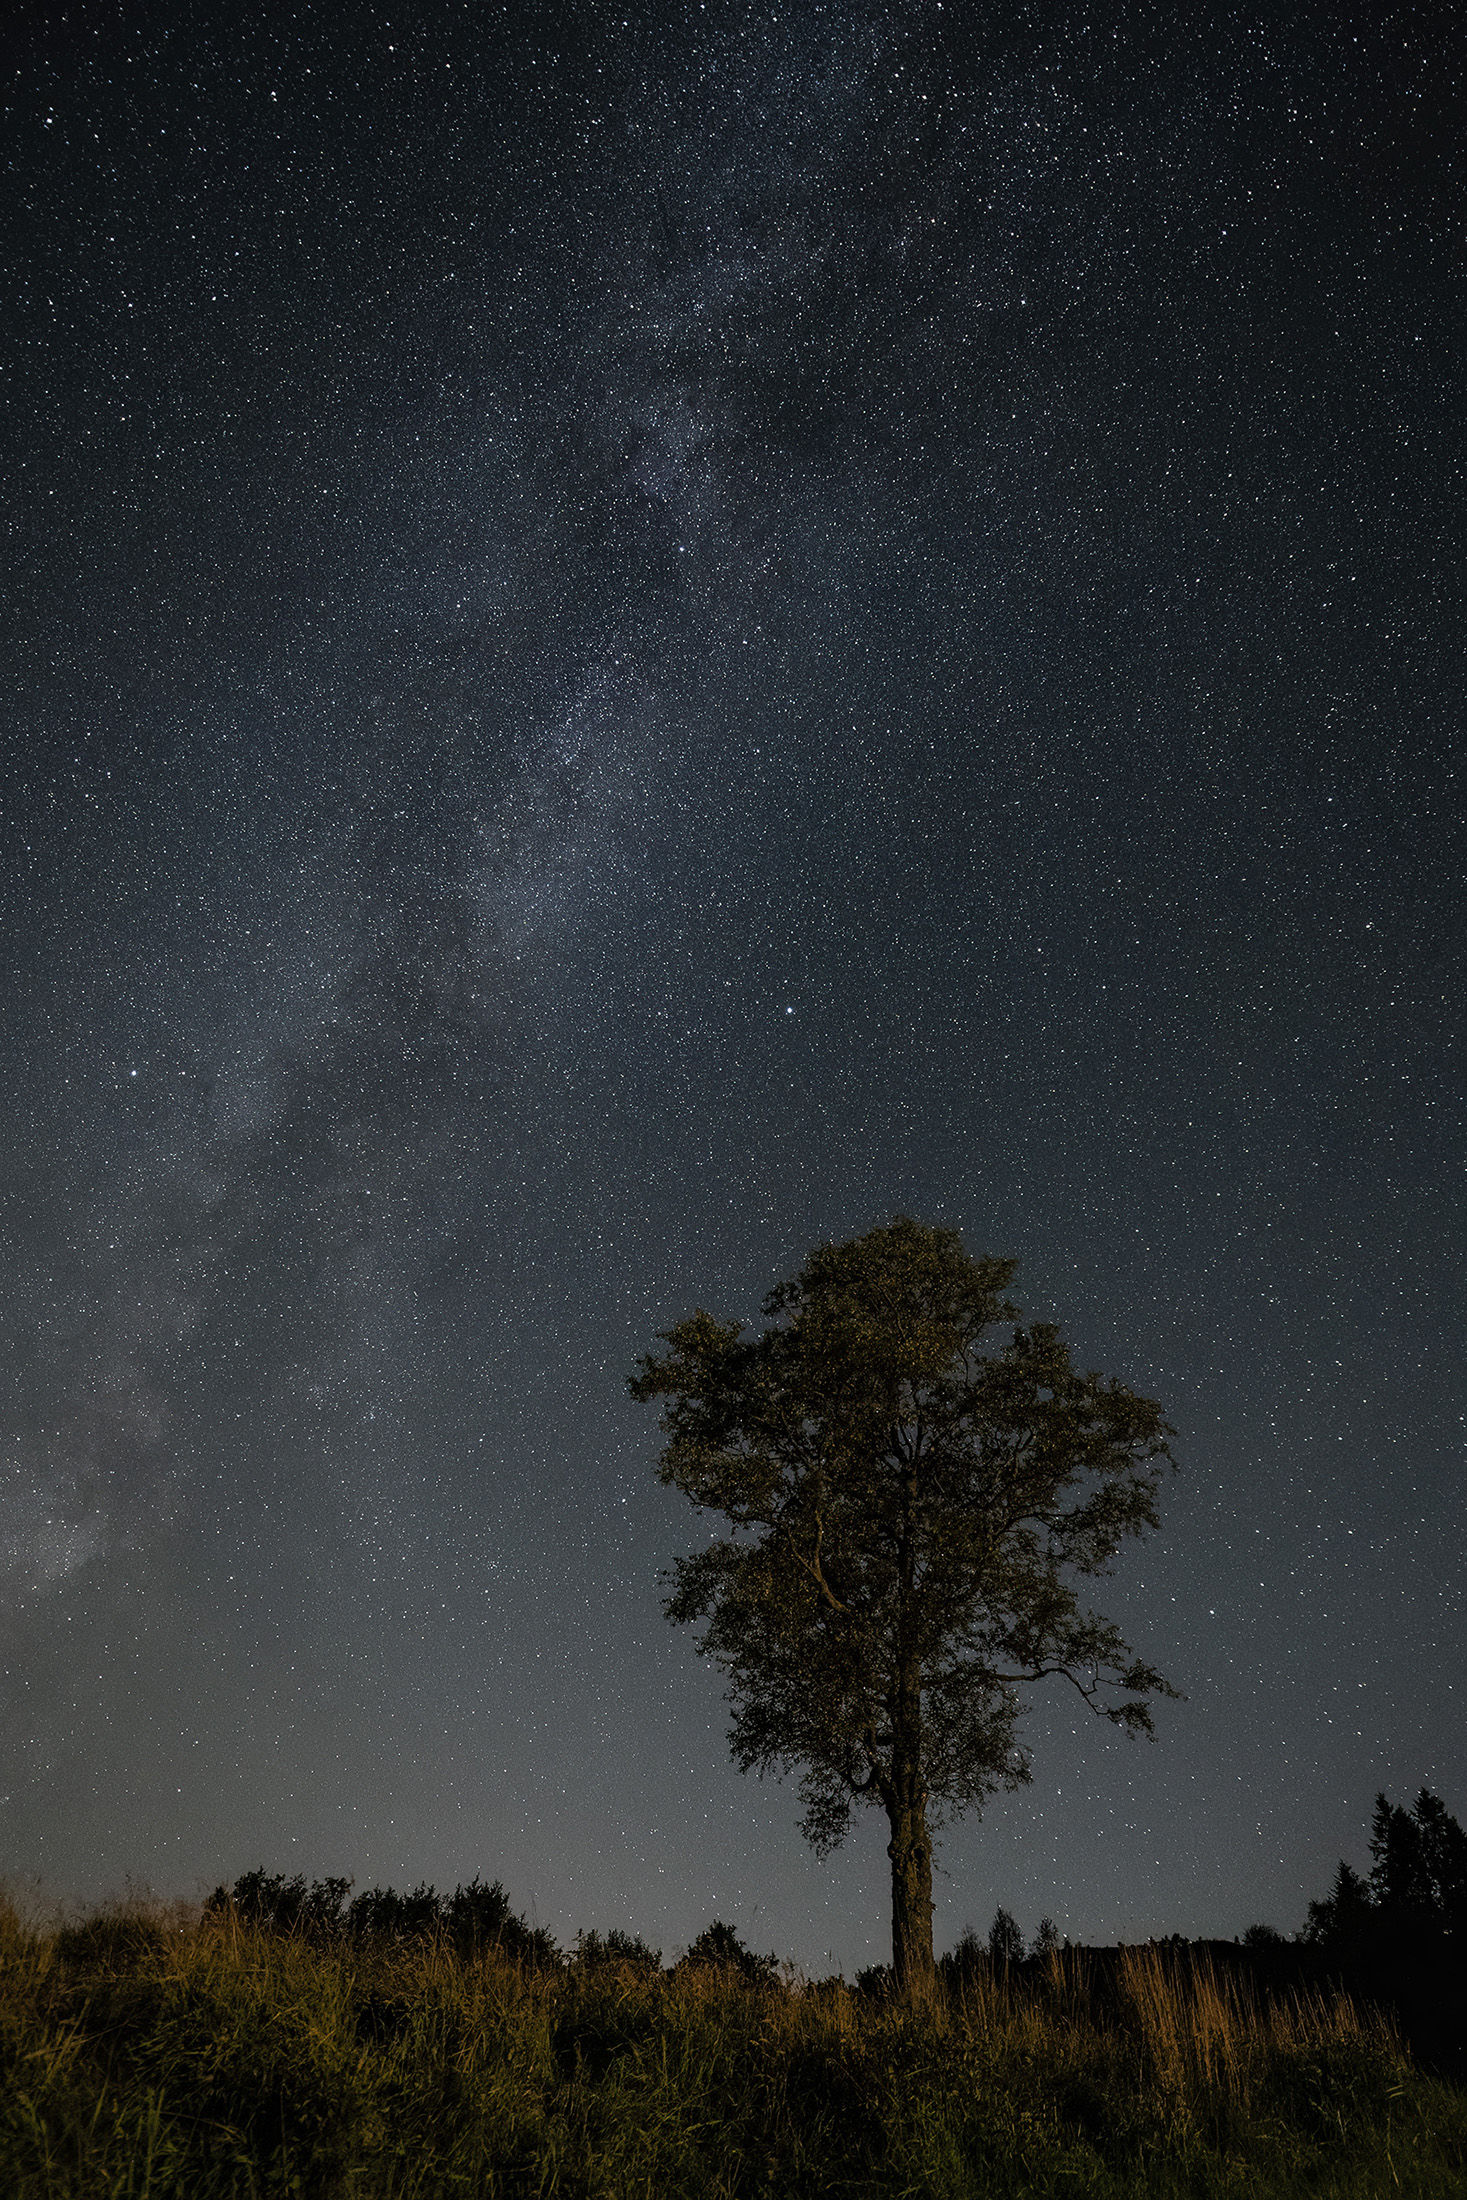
[988,1906,1025,1965]
[206,1869,350,1938]
[574,1928,662,1975]
[346,1882,442,1942]
[939,1926,987,1991]
[677,1920,778,1985]
[207,1868,556,1965]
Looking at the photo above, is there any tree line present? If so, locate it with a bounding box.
[208,1780,1466,1983]
[205,1870,778,1982]
[1299,1787,1467,1950]
[206,1871,560,1965]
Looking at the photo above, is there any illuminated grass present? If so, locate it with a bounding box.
[1,1892,1462,2196]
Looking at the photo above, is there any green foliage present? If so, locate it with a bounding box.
[631,1218,1176,1840]
[2,1892,1463,2198]
[632,1216,1178,1983]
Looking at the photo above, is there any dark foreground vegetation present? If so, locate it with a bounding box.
[3,1883,1464,2198]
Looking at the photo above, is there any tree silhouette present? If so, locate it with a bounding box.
[988,1906,1025,1965]
[205,1870,557,1964]
[1303,1790,1467,1951]
[630,1216,1177,1993]
[1370,1790,1467,1936]
[1302,1859,1373,1948]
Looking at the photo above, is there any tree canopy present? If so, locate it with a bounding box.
[630,1216,1179,1992]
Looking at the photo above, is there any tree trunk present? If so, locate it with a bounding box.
[887,1792,935,1995]
[889,1441,933,1995]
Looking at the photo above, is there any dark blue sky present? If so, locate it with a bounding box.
[2,0,1462,1971]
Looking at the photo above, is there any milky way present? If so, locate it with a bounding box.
[2,2,1462,1971]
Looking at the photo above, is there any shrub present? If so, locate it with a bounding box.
[573,1927,662,1974]
[676,1919,778,1985]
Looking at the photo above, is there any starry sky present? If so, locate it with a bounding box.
[2,0,1462,1973]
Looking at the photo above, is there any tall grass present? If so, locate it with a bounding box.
[1,1890,1462,2196]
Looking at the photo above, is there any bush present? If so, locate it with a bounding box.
[204,1866,560,1966]
[573,1927,662,1975]
[675,1919,778,1986]
[206,1867,351,1937]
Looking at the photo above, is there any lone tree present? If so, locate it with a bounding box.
[630,1216,1178,1994]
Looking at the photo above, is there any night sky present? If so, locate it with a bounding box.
[3,1,1463,1975]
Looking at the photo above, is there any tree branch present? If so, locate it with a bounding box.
[791,1511,849,1614]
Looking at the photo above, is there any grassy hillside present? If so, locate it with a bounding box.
[2,1892,1463,2197]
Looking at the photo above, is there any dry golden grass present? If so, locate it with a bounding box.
[0,1889,1462,2196]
